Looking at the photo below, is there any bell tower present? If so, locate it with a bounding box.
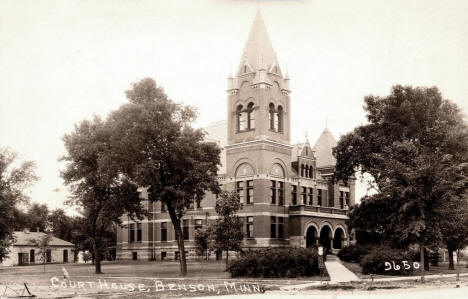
[227,10,291,147]
[226,9,292,180]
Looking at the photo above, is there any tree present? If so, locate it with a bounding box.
[440,195,468,270]
[0,148,37,262]
[61,116,144,274]
[211,191,244,267]
[26,203,49,232]
[107,78,221,276]
[29,233,52,273]
[334,86,468,281]
[194,227,212,260]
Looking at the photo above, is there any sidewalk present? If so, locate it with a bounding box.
[324,255,360,283]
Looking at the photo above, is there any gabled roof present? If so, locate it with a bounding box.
[237,9,278,75]
[12,231,74,247]
[313,127,337,168]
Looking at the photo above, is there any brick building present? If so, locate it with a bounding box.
[116,10,355,261]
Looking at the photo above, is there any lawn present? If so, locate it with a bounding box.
[0,260,322,298]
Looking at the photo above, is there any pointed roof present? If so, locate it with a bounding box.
[313,127,338,168]
[237,9,277,75]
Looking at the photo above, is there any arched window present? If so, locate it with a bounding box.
[277,105,283,132]
[237,105,247,132]
[247,102,255,130]
[305,165,309,178]
[309,166,313,178]
[300,164,304,177]
[269,103,275,131]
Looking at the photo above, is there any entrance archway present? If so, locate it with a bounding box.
[319,225,332,253]
[305,226,317,248]
[333,227,345,249]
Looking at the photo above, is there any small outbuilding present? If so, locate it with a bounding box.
[1,231,74,266]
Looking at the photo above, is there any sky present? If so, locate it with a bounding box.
[1,0,467,213]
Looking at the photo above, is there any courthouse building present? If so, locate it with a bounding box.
[117,10,355,261]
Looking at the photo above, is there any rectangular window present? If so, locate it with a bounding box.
[132,252,138,260]
[183,219,189,240]
[270,216,277,238]
[161,222,167,242]
[237,181,245,204]
[292,185,297,205]
[161,251,166,260]
[270,181,276,204]
[137,223,142,242]
[195,219,203,231]
[161,202,167,212]
[175,251,180,260]
[340,191,344,209]
[302,187,307,204]
[129,223,135,243]
[278,182,284,206]
[308,188,313,205]
[278,217,284,239]
[246,216,254,238]
[246,180,253,204]
[46,249,52,263]
[318,189,322,206]
[345,192,350,208]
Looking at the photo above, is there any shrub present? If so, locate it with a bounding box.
[228,247,321,278]
[337,244,370,262]
[360,246,415,276]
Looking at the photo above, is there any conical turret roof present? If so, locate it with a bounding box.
[313,127,337,168]
[237,10,277,75]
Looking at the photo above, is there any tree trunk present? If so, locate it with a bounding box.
[423,247,429,271]
[93,238,102,274]
[168,207,187,276]
[420,242,425,282]
[448,248,455,270]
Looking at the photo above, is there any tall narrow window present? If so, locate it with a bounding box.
[161,222,167,242]
[309,166,313,178]
[302,187,307,204]
[183,219,189,240]
[278,217,284,239]
[246,216,254,238]
[137,223,142,242]
[301,164,304,177]
[195,219,203,231]
[246,180,254,204]
[318,189,322,206]
[270,216,277,238]
[247,102,255,130]
[270,180,276,204]
[292,185,297,205]
[269,103,275,131]
[345,192,350,208]
[305,165,309,178]
[277,106,283,132]
[340,191,344,209]
[308,188,313,205]
[237,181,245,204]
[278,181,284,206]
[237,105,247,132]
[129,223,135,243]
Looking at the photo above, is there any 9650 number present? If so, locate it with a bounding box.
[384,261,420,271]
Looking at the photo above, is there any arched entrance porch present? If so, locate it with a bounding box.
[305,226,317,248]
[333,227,345,249]
[319,225,332,253]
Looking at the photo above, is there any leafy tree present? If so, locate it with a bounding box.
[334,86,468,281]
[29,233,53,273]
[194,227,212,260]
[107,78,221,276]
[61,117,144,274]
[0,148,37,262]
[440,195,468,270]
[26,203,49,232]
[211,191,244,267]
